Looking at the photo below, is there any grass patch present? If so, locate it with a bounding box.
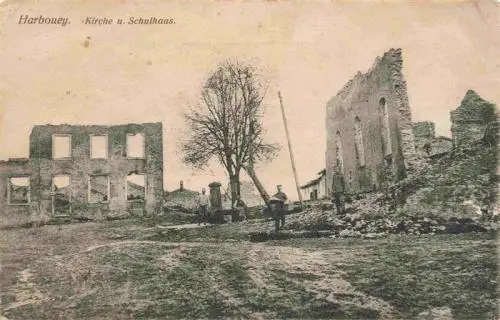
[340,234,498,318]
[254,268,381,319]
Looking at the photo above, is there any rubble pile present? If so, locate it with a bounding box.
[285,198,433,237]
[285,141,498,237]
[285,197,498,238]
[394,141,498,220]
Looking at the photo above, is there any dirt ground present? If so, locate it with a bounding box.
[0,219,497,319]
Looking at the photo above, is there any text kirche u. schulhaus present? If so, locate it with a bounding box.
[18,15,175,26]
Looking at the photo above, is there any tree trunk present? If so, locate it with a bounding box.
[229,174,239,208]
[235,167,241,199]
[243,164,271,209]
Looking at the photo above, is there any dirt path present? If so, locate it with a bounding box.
[245,244,399,319]
[1,220,402,319]
[3,239,398,318]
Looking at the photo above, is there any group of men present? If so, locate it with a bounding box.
[195,185,289,228]
[194,168,347,228]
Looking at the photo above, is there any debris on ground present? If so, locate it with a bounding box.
[283,141,498,237]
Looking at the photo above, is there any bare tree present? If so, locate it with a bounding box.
[182,61,280,206]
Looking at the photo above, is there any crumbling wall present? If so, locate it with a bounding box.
[1,123,163,228]
[413,121,436,142]
[428,137,453,157]
[30,123,163,217]
[450,90,498,148]
[326,48,414,195]
[413,121,453,158]
[388,49,419,169]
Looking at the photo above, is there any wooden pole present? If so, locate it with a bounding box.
[278,91,303,209]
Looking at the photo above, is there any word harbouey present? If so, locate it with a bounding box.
[18,15,70,26]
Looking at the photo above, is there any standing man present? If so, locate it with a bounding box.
[196,188,210,226]
[272,185,288,231]
[332,166,346,215]
[234,195,247,221]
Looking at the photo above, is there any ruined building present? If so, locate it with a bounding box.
[324,48,497,197]
[0,123,163,228]
[412,121,453,158]
[325,48,419,195]
[451,90,498,148]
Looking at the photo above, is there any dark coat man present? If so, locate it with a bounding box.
[271,185,287,231]
[332,170,346,215]
[234,196,247,221]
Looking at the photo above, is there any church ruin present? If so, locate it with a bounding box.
[325,48,496,196]
[325,48,419,194]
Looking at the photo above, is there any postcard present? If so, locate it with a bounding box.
[0,1,498,319]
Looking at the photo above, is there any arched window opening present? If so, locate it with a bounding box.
[334,131,344,173]
[379,98,392,156]
[354,117,365,167]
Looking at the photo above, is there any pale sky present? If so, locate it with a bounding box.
[0,0,498,200]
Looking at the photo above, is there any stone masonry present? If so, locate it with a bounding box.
[450,90,498,148]
[412,121,453,158]
[0,123,163,228]
[326,48,418,195]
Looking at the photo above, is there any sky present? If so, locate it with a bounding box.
[0,0,498,200]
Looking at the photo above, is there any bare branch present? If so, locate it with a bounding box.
[181,60,281,198]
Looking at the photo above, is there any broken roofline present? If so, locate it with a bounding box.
[26,122,163,159]
[30,122,163,132]
[328,48,403,103]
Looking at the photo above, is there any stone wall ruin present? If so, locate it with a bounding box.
[325,48,417,195]
[450,90,498,148]
[0,123,163,228]
[412,121,453,158]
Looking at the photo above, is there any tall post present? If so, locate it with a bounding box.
[278,91,303,209]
